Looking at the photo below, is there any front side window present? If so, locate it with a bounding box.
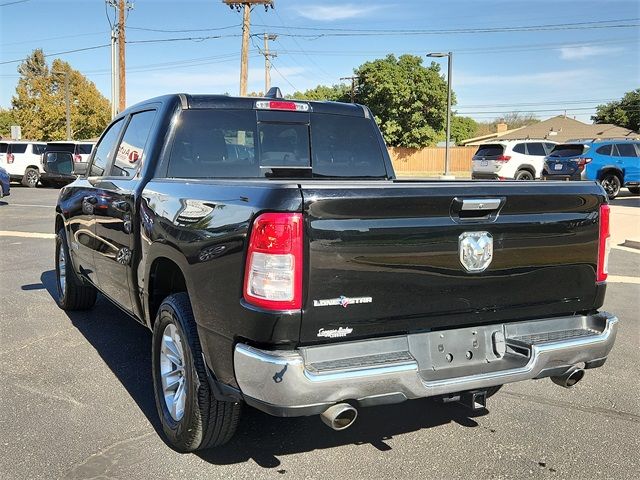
[526,143,546,156]
[111,110,156,177]
[90,119,124,176]
[32,144,46,155]
[614,143,638,157]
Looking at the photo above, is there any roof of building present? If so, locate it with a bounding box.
[495,115,639,143]
[459,126,526,146]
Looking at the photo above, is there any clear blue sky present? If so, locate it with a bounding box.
[1,0,639,123]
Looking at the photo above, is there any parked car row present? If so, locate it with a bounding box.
[471,139,640,199]
[0,140,95,188]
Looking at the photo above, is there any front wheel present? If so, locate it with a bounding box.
[152,293,241,452]
[628,186,640,195]
[600,173,621,199]
[22,168,40,188]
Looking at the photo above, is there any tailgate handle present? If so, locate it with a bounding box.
[460,198,501,211]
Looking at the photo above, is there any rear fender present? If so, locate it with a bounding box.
[597,166,623,181]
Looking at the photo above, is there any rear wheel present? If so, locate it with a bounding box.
[152,293,241,452]
[628,187,640,195]
[55,229,97,310]
[600,173,621,199]
[515,170,534,181]
[22,168,40,188]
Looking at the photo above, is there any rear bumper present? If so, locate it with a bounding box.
[472,172,500,180]
[234,312,618,416]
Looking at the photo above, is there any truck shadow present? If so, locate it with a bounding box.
[40,269,488,468]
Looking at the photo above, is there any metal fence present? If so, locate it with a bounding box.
[388,146,476,176]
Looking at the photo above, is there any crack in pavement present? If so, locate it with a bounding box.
[501,391,640,423]
[63,431,155,480]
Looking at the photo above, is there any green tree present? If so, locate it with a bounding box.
[450,115,478,143]
[354,54,450,148]
[592,89,640,131]
[0,108,17,138]
[11,49,111,141]
[289,84,350,102]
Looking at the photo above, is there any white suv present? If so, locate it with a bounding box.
[471,140,557,180]
[0,140,47,187]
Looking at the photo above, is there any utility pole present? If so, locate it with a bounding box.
[340,76,358,103]
[118,0,126,112]
[107,0,118,117]
[223,1,274,96]
[263,33,277,93]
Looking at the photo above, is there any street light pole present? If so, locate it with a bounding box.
[427,51,453,177]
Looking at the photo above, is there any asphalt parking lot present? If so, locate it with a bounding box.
[1,185,639,480]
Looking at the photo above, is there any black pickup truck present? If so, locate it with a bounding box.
[54,91,618,452]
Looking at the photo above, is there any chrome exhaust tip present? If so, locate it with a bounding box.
[320,403,358,431]
[551,368,585,388]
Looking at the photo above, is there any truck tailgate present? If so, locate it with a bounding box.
[299,180,605,344]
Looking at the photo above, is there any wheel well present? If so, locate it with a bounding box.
[598,168,622,181]
[148,257,187,325]
[26,165,41,172]
[55,215,64,234]
[516,166,535,176]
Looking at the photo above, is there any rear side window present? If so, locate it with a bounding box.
[544,143,556,153]
[32,144,46,155]
[10,143,27,154]
[512,143,526,154]
[596,144,612,155]
[90,119,125,176]
[549,144,586,157]
[111,110,156,177]
[474,144,504,157]
[78,144,94,155]
[310,114,386,178]
[526,143,546,156]
[614,143,638,157]
[0,143,7,153]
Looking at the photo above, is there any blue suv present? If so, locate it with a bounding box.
[543,140,640,199]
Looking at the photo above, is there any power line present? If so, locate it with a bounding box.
[269,59,298,91]
[125,33,239,44]
[0,44,110,65]
[0,0,30,6]
[127,24,240,33]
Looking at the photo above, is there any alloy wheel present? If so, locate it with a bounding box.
[57,245,66,297]
[160,323,188,421]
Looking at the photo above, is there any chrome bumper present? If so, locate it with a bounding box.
[234,313,618,416]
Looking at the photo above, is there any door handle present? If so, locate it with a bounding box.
[112,200,130,212]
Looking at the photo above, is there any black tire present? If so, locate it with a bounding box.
[152,293,241,452]
[628,186,640,195]
[515,170,534,181]
[55,229,97,310]
[600,173,621,199]
[22,168,40,188]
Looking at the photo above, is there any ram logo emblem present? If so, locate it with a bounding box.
[459,231,493,273]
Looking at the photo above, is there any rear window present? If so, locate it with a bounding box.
[474,144,504,157]
[9,143,27,154]
[166,109,387,179]
[46,143,75,153]
[549,144,587,157]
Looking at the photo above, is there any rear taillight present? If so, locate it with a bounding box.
[7,153,14,164]
[574,157,592,172]
[495,155,511,162]
[597,204,610,283]
[243,212,303,310]
[73,154,82,163]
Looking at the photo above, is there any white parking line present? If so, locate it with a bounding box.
[612,245,640,255]
[0,230,55,239]
[607,275,640,284]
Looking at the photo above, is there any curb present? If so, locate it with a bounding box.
[621,239,640,250]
